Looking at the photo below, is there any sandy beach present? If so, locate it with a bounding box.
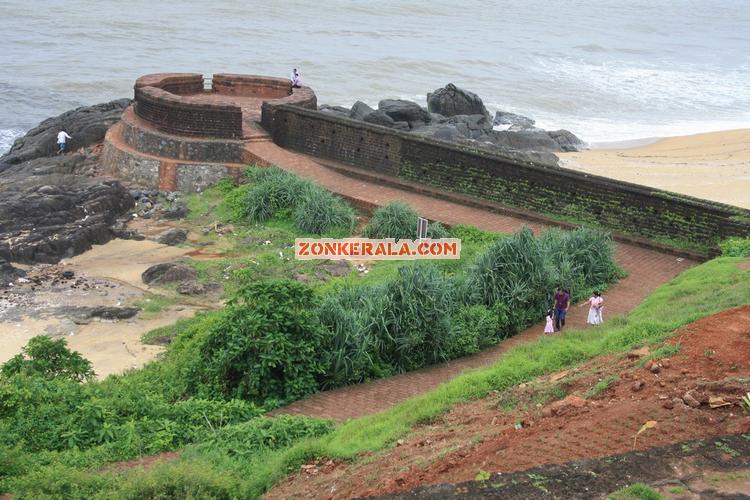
[559,129,750,209]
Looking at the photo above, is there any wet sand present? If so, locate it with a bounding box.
[559,129,750,209]
[0,238,200,378]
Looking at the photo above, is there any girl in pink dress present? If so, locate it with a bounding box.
[544,309,555,334]
[582,291,604,325]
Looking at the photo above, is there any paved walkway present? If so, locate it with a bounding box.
[246,140,696,422]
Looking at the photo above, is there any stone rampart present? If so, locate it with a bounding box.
[262,104,750,250]
[134,73,243,139]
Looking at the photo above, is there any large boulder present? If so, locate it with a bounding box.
[548,129,586,152]
[0,98,131,167]
[377,99,431,127]
[349,101,375,121]
[427,84,489,119]
[493,110,536,130]
[141,263,197,285]
[364,110,397,128]
[156,228,187,246]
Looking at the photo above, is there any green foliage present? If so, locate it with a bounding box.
[184,280,329,402]
[469,227,549,328]
[445,305,504,358]
[225,166,356,235]
[720,236,750,257]
[196,415,334,458]
[608,483,665,500]
[318,286,388,387]
[1,336,94,383]
[450,224,504,246]
[363,202,447,239]
[293,186,357,235]
[377,264,457,372]
[539,227,620,298]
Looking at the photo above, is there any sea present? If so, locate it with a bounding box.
[1,0,750,154]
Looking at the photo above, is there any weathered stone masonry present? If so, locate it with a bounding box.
[134,74,243,139]
[262,104,750,248]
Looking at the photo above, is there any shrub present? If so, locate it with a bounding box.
[720,236,750,257]
[363,202,447,240]
[294,187,357,235]
[540,227,619,297]
[189,280,329,402]
[376,264,457,371]
[469,227,550,324]
[445,305,502,358]
[317,286,388,387]
[1,336,94,383]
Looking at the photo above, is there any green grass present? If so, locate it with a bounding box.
[7,257,749,498]
[131,293,178,317]
[142,256,749,498]
[608,483,664,500]
[585,375,619,399]
[639,344,682,366]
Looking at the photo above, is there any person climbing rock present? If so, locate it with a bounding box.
[56,129,72,154]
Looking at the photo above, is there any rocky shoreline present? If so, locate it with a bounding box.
[319,83,585,166]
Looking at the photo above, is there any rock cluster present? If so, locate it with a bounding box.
[0,100,134,264]
[318,83,585,165]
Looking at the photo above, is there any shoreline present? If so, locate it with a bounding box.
[560,128,750,209]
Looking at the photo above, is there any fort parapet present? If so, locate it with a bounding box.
[102,72,316,191]
[261,103,750,252]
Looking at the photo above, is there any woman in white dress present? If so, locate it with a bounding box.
[580,291,604,325]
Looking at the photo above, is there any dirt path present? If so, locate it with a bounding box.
[246,141,697,422]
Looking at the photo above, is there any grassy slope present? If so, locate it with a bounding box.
[51,256,746,499]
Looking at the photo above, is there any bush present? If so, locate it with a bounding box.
[539,227,619,297]
[445,305,503,358]
[376,264,456,372]
[225,166,357,235]
[363,202,447,240]
[318,286,388,387]
[469,227,549,320]
[187,280,329,402]
[720,236,750,257]
[198,415,334,457]
[1,336,94,383]
[294,187,357,235]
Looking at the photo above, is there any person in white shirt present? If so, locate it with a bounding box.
[290,69,303,90]
[57,130,72,154]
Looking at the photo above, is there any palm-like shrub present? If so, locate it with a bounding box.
[539,227,618,296]
[376,263,457,371]
[363,202,448,240]
[470,227,549,308]
[294,187,357,235]
[318,286,388,387]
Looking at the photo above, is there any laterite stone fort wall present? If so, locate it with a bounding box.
[134,74,243,139]
[263,104,750,248]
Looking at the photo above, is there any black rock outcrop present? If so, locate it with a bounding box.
[0,101,134,264]
[427,83,489,119]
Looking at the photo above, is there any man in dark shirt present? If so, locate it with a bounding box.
[552,287,570,331]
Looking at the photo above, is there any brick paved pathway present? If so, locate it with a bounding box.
[246,141,696,422]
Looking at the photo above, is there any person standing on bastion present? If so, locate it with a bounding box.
[290,68,303,90]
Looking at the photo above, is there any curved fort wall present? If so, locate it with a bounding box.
[134,73,243,139]
[262,104,750,252]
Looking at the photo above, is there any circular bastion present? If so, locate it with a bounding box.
[101,73,316,192]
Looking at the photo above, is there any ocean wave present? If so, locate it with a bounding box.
[0,128,24,156]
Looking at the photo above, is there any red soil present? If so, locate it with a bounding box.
[266,304,750,499]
